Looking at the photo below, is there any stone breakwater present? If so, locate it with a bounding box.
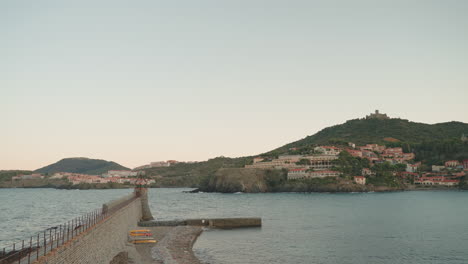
[140,217,262,229]
[135,218,262,264]
[19,187,259,264]
[135,226,203,264]
[26,189,154,264]
[34,197,143,264]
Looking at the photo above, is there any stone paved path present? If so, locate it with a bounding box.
[135,226,203,264]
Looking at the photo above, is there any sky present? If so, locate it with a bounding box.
[1,0,467,170]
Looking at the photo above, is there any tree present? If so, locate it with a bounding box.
[296,159,311,165]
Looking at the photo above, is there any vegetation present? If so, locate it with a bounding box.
[332,151,370,176]
[385,139,468,166]
[264,169,288,190]
[143,156,252,187]
[296,159,311,165]
[280,177,339,192]
[459,176,468,190]
[271,118,468,154]
[366,162,405,188]
[0,170,32,182]
[35,158,130,175]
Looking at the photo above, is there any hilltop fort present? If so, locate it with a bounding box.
[366,110,389,120]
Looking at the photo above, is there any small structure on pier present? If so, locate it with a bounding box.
[134,171,154,221]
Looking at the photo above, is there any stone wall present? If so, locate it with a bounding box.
[35,196,143,264]
[140,217,262,229]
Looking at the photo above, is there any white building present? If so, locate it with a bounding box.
[354,176,366,185]
[287,168,308,179]
[406,164,419,173]
[103,170,138,178]
[314,146,341,156]
[431,165,445,172]
[150,161,170,167]
[288,170,340,180]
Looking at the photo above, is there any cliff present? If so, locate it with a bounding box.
[195,168,404,193]
[198,168,271,193]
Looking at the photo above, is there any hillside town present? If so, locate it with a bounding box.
[247,143,468,187]
[133,160,199,170]
[12,170,155,186]
[133,160,180,170]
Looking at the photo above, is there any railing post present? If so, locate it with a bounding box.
[28,236,32,264]
[60,225,62,244]
[49,229,52,252]
[62,224,65,245]
[19,240,24,264]
[55,227,58,248]
[43,231,46,256]
[36,234,39,260]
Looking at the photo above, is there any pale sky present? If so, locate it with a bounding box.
[1,0,467,170]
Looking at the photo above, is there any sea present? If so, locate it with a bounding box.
[1,188,468,264]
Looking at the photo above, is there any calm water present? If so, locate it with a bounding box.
[1,188,468,264]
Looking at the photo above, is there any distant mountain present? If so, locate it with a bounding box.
[35,158,130,175]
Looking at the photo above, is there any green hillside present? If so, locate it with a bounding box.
[35,158,130,175]
[143,156,251,187]
[268,118,468,165]
[276,118,468,149]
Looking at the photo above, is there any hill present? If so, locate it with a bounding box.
[274,118,468,150]
[35,158,130,175]
[267,118,468,165]
[143,116,468,189]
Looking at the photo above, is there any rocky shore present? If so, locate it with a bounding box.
[135,226,203,264]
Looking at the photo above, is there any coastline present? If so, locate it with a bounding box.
[0,185,465,192]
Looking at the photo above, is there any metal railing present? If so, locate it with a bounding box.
[0,195,138,264]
